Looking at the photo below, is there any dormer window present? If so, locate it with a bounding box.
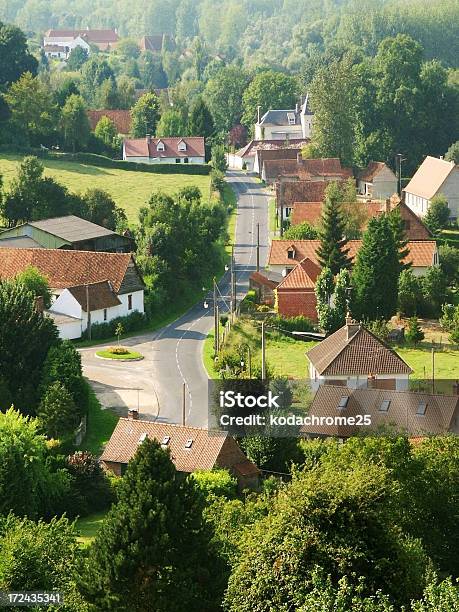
[178,140,187,151]
[287,112,296,125]
[157,141,165,151]
[287,248,295,259]
[416,401,427,416]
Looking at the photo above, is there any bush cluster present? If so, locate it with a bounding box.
[82,311,147,340]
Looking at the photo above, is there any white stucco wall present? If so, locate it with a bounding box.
[309,363,410,392]
[56,320,82,340]
[405,168,459,220]
[123,154,204,164]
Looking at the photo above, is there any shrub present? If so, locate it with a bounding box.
[83,311,148,340]
[210,168,225,193]
[265,314,315,333]
[406,317,425,345]
[366,319,391,343]
[107,346,129,355]
[66,451,114,515]
[190,469,237,499]
[37,381,79,440]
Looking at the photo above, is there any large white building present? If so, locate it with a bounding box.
[254,95,313,141]
[43,34,90,60]
[404,155,459,220]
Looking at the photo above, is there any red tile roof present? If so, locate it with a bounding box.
[263,159,300,182]
[277,181,328,209]
[291,202,324,226]
[67,280,121,311]
[237,139,309,158]
[0,248,137,293]
[87,110,131,134]
[123,137,205,159]
[277,258,321,290]
[46,29,119,44]
[298,158,353,179]
[268,240,437,269]
[307,321,412,376]
[100,418,260,476]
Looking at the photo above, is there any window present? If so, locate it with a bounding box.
[138,432,147,444]
[175,158,181,163]
[161,436,170,448]
[287,112,295,125]
[185,439,193,449]
[128,294,133,310]
[338,396,349,408]
[157,141,165,151]
[287,249,295,259]
[103,308,107,321]
[416,401,427,416]
[178,140,187,151]
[379,399,391,412]
[184,157,189,163]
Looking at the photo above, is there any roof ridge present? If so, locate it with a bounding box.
[117,417,227,435]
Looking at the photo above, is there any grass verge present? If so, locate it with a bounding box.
[78,385,118,456]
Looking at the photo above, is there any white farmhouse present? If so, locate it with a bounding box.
[43,35,90,60]
[254,95,313,141]
[404,156,459,220]
[123,136,205,164]
[0,248,145,340]
[357,161,398,200]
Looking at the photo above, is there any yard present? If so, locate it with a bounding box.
[204,317,459,391]
[78,385,118,456]
[76,511,108,547]
[0,154,211,222]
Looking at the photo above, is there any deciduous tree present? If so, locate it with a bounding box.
[130,91,160,137]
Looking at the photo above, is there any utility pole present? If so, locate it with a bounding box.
[256,223,260,272]
[182,382,186,426]
[395,153,405,196]
[216,303,220,353]
[432,348,435,394]
[213,278,218,354]
[261,321,266,381]
[247,345,252,379]
[85,283,91,340]
[231,244,236,313]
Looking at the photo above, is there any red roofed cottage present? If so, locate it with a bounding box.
[123,135,205,164]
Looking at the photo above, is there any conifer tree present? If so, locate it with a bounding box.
[388,208,410,272]
[188,97,214,138]
[352,216,399,321]
[79,438,223,611]
[316,182,350,275]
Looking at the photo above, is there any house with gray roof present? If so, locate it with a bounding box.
[254,95,313,141]
[0,215,134,253]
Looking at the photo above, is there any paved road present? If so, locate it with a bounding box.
[80,172,269,427]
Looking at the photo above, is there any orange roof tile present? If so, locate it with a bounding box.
[277,257,321,290]
[87,110,131,134]
[124,137,205,159]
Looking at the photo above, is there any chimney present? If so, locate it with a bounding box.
[439,155,443,160]
[34,295,44,313]
[345,317,360,341]
[382,198,391,213]
[295,102,299,113]
[146,134,151,144]
[257,105,261,124]
[128,408,139,420]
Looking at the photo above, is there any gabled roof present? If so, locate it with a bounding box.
[27,215,115,242]
[66,280,121,312]
[258,109,301,126]
[123,137,205,159]
[277,257,321,290]
[264,159,299,181]
[0,248,139,293]
[357,161,395,182]
[87,110,131,134]
[277,180,328,208]
[268,239,436,268]
[291,202,324,226]
[302,385,459,437]
[307,320,412,376]
[45,29,119,44]
[298,158,353,179]
[139,35,164,52]
[404,156,457,200]
[100,418,260,476]
[0,236,42,248]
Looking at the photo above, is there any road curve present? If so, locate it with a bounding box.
[80,171,270,427]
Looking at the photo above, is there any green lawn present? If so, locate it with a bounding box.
[76,511,107,547]
[204,318,459,388]
[0,154,211,222]
[78,385,118,456]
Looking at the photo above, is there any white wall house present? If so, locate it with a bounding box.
[357,161,398,200]
[123,136,205,164]
[43,35,90,60]
[254,95,313,141]
[404,156,459,220]
[308,364,410,393]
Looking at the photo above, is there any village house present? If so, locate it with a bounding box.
[0,248,144,340]
[268,239,438,278]
[43,29,119,53]
[139,35,166,52]
[43,35,90,60]
[356,161,398,199]
[123,136,205,164]
[404,155,459,220]
[306,319,413,392]
[254,96,313,141]
[100,417,260,490]
[291,198,432,241]
[254,147,303,180]
[0,215,134,253]
[227,139,308,173]
[274,258,321,321]
[301,385,459,440]
[87,110,132,135]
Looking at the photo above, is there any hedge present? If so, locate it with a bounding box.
[0,146,211,175]
[81,311,148,341]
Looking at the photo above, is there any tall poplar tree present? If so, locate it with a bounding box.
[79,438,223,611]
[316,182,350,275]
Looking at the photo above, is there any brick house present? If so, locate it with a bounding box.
[227,139,308,172]
[307,319,412,391]
[301,385,459,439]
[275,258,321,321]
[255,147,303,181]
[100,417,260,490]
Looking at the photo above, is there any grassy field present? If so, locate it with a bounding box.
[0,154,211,222]
[204,318,459,389]
[76,511,108,547]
